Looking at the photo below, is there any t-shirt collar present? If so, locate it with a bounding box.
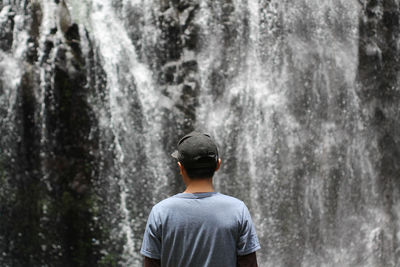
[174,192,218,199]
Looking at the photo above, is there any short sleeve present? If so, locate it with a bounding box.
[237,204,261,256]
[140,207,161,259]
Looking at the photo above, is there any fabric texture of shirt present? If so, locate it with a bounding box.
[140,192,260,267]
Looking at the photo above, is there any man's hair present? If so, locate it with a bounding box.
[184,165,217,180]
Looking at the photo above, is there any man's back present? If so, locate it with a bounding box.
[141,192,260,267]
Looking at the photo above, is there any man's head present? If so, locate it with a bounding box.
[171,131,220,179]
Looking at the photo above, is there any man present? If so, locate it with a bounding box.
[141,131,260,267]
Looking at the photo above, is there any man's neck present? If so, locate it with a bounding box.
[183,178,214,193]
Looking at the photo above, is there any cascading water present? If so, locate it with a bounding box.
[1,0,399,266]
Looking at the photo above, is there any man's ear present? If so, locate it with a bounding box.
[178,162,184,175]
[215,158,221,171]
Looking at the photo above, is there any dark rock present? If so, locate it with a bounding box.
[0,6,15,51]
[65,23,82,58]
[357,4,400,264]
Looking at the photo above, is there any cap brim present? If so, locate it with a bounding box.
[171,150,179,159]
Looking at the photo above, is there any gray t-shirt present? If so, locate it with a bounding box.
[140,192,260,267]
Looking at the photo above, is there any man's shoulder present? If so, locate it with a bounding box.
[152,192,245,210]
[214,193,246,205]
[152,195,179,209]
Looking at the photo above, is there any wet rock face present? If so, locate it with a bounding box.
[43,26,100,265]
[358,2,400,265]
[0,6,15,51]
[358,0,400,101]
[0,2,105,266]
[123,1,204,192]
[359,0,400,188]
[155,1,201,134]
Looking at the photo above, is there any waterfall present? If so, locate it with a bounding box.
[0,0,399,266]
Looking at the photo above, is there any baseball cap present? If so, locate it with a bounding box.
[171,131,218,169]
